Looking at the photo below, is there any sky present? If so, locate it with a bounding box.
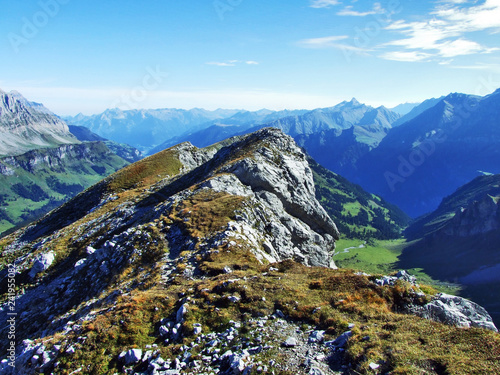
[1,0,500,115]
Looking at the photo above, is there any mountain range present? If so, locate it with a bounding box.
[64,108,243,153]
[352,89,500,217]
[149,99,400,153]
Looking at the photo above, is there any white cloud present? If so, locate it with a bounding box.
[309,0,340,9]
[380,51,433,62]
[297,35,371,54]
[434,0,500,31]
[439,39,494,57]
[206,62,236,67]
[298,35,348,47]
[206,60,260,67]
[381,0,500,62]
[337,3,384,17]
[438,0,469,3]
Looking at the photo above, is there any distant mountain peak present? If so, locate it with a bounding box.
[0,89,78,156]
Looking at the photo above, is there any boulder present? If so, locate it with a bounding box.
[327,330,352,348]
[176,303,188,323]
[410,293,498,332]
[308,330,325,343]
[118,348,143,365]
[29,252,55,278]
[282,337,298,347]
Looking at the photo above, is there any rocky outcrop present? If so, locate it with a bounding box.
[215,129,339,266]
[151,128,339,267]
[442,195,500,237]
[408,293,498,332]
[373,270,498,332]
[0,89,78,157]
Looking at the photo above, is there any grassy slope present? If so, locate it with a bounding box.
[398,174,500,326]
[20,247,500,375]
[334,239,462,295]
[0,142,129,235]
[310,157,410,240]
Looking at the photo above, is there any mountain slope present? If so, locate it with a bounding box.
[399,174,500,325]
[296,124,390,174]
[406,174,500,240]
[1,128,498,375]
[262,99,399,137]
[352,89,500,217]
[391,96,444,127]
[150,99,401,177]
[148,108,309,154]
[390,102,419,116]
[310,157,410,239]
[0,89,78,156]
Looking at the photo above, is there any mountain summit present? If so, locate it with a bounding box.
[0,89,78,157]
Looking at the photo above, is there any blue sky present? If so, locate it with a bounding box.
[1,0,500,115]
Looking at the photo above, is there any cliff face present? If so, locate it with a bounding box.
[0,142,118,174]
[0,89,78,157]
[442,195,500,237]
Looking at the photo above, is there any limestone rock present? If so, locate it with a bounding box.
[410,293,498,332]
[119,348,143,365]
[29,252,55,278]
[282,337,298,347]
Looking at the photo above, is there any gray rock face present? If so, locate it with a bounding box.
[0,89,78,157]
[152,128,339,268]
[215,129,340,267]
[175,141,218,172]
[282,337,298,347]
[29,252,55,278]
[119,348,143,365]
[443,195,500,237]
[409,293,498,332]
[375,270,417,287]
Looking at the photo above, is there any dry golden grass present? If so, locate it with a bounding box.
[107,147,183,192]
[169,188,245,240]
